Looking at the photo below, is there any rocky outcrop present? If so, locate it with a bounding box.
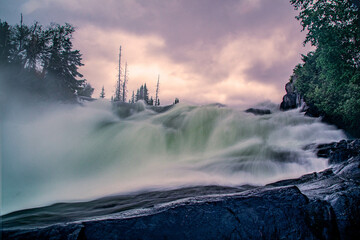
[280,81,302,111]
[279,78,359,137]
[245,108,271,115]
[316,139,360,164]
[2,187,341,240]
[2,139,360,240]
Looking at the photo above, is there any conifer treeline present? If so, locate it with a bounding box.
[112,46,161,106]
[129,83,160,106]
[126,83,159,106]
[0,17,92,101]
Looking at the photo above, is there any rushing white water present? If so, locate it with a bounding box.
[1,100,346,214]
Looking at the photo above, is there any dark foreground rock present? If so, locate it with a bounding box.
[2,139,360,240]
[245,108,271,115]
[1,186,340,240]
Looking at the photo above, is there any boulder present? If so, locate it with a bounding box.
[245,108,271,115]
[280,92,299,110]
[285,82,295,94]
[316,139,360,164]
[302,102,321,118]
[280,82,301,111]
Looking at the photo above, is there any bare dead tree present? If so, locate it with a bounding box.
[115,45,122,101]
[155,74,160,106]
[122,62,128,102]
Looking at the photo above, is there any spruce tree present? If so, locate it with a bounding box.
[139,85,144,100]
[0,21,12,64]
[136,89,140,101]
[143,83,149,103]
[100,86,105,98]
[44,23,85,99]
[78,83,94,98]
[0,19,85,101]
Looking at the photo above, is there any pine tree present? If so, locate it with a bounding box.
[0,21,12,64]
[13,14,30,65]
[149,96,154,105]
[157,98,160,106]
[136,89,140,101]
[134,83,151,103]
[1,19,86,101]
[78,83,94,98]
[23,22,45,71]
[100,86,105,98]
[131,91,135,103]
[139,85,144,100]
[143,83,149,103]
[44,23,85,99]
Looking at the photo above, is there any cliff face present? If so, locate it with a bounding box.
[2,140,360,240]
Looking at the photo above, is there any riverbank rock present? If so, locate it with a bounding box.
[280,81,301,111]
[1,187,341,240]
[279,78,319,115]
[316,139,360,164]
[245,108,271,115]
[279,78,360,137]
[112,101,174,118]
[2,139,360,240]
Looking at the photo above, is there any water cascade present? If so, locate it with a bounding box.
[1,100,346,214]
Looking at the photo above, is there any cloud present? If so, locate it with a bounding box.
[0,0,309,105]
[73,26,167,99]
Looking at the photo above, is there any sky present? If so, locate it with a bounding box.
[0,0,310,106]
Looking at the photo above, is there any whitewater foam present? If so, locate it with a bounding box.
[1,100,346,214]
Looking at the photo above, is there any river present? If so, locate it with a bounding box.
[1,100,345,219]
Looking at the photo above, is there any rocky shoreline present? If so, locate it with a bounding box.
[2,139,359,240]
[279,80,359,138]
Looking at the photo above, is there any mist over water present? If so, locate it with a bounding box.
[1,100,346,214]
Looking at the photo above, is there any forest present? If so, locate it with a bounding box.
[290,0,360,136]
[0,17,93,102]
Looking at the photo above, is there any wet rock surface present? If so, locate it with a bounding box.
[280,82,301,111]
[245,108,271,115]
[279,80,359,138]
[2,139,360,240]
[316,139,360,164]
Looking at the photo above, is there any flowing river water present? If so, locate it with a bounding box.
[1,100,346,225]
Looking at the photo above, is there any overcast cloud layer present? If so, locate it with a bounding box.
[0,0,310,106]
